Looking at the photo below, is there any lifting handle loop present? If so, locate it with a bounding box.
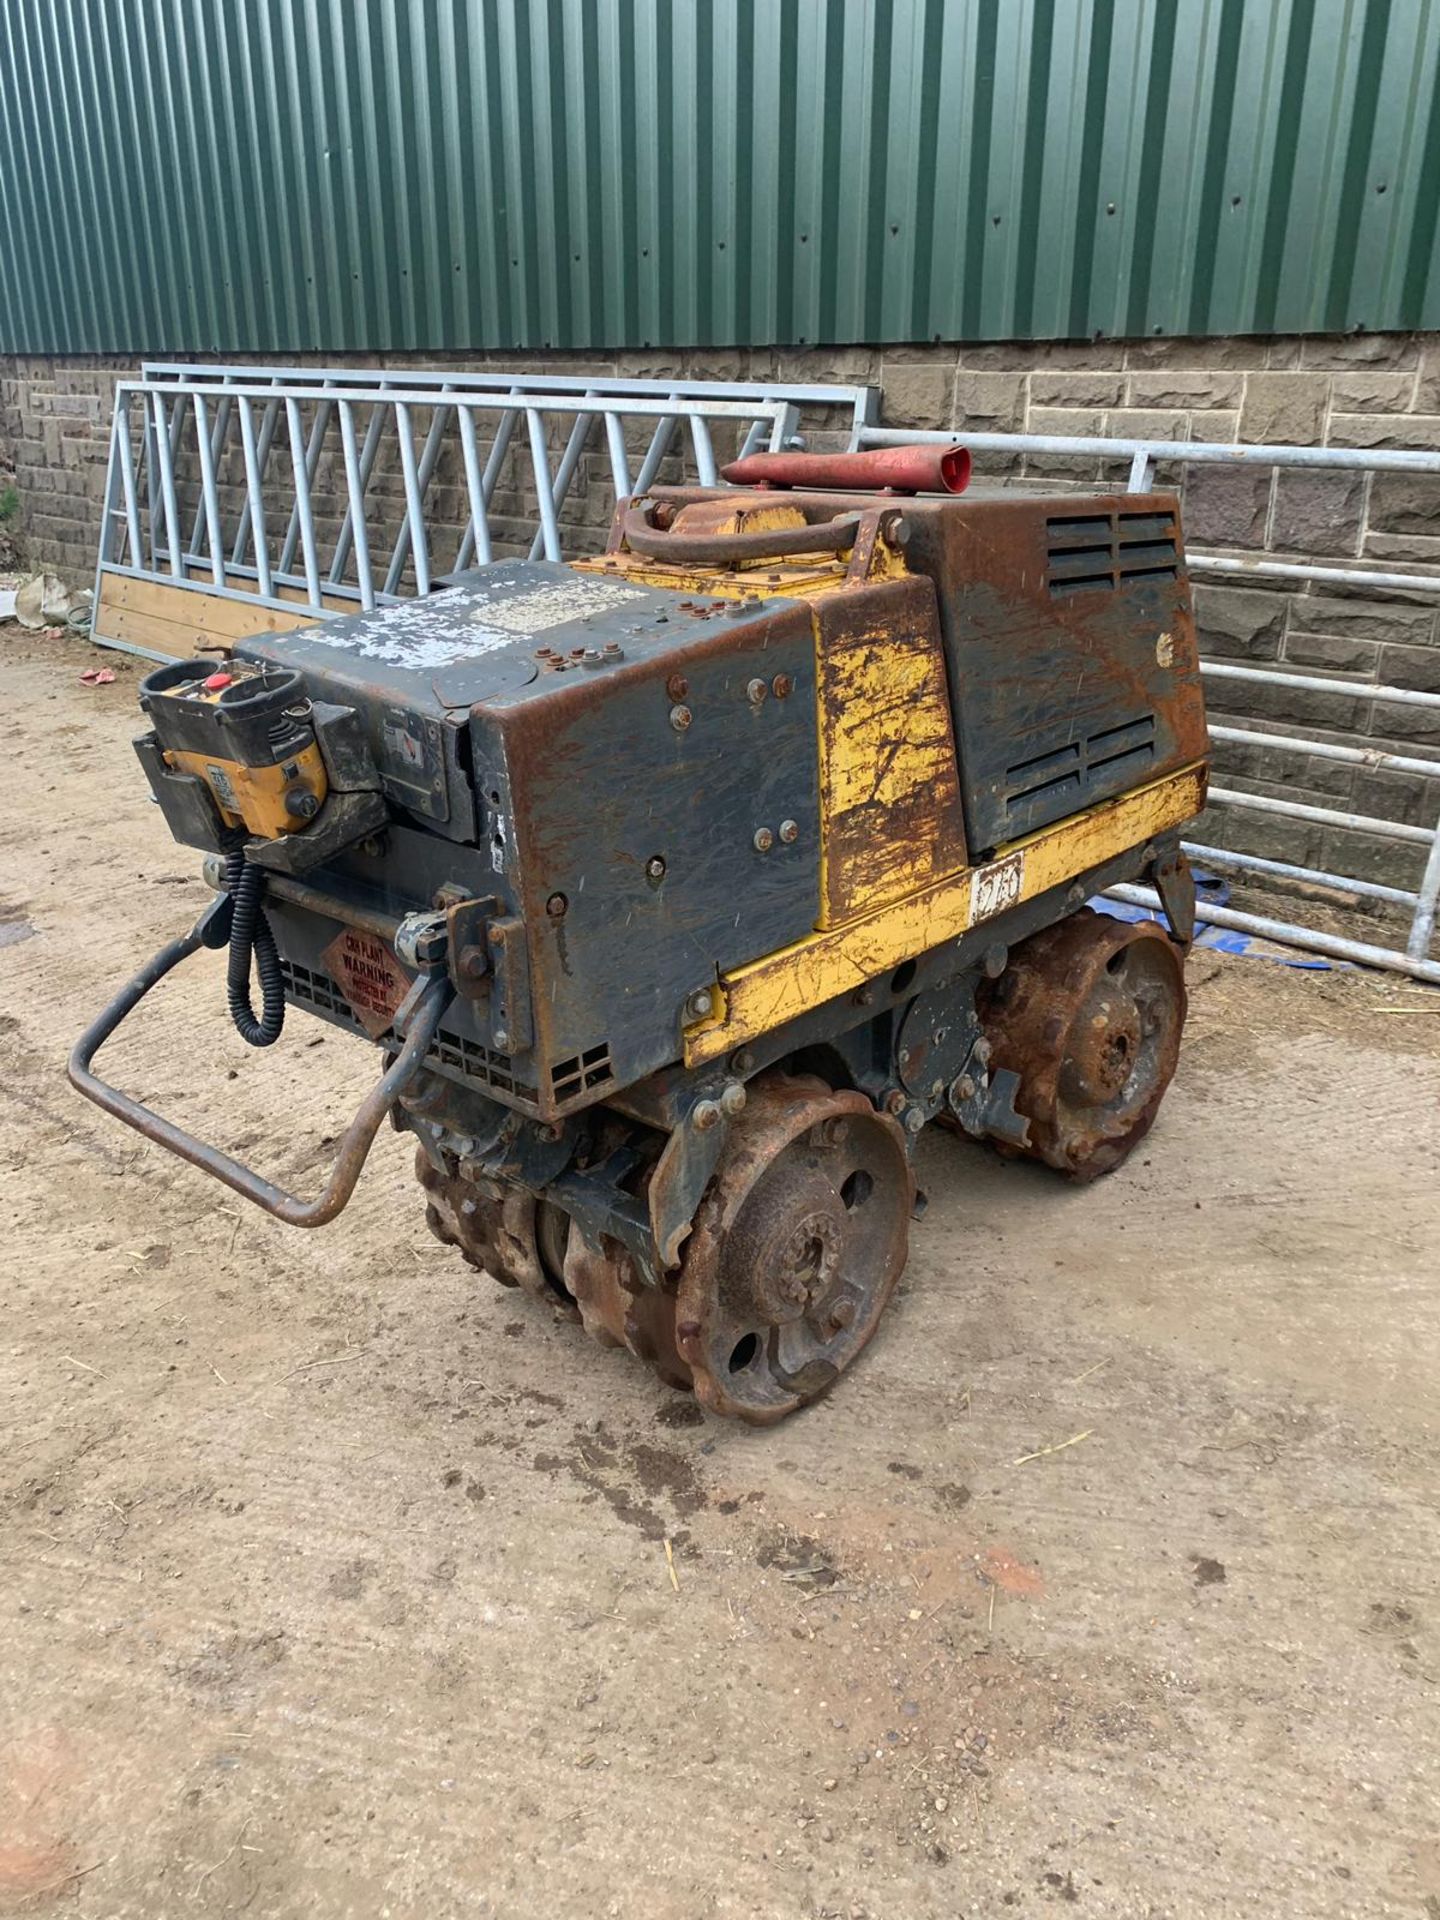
[68,919,452,1227]
[619,503,862,565]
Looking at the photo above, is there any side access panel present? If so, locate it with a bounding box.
[902,493,1208,856]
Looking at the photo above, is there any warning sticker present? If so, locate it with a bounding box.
[322,926,413,1037]
[970,850,1026,924]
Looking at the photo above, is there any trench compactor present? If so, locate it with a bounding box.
[71,448,1208,1422]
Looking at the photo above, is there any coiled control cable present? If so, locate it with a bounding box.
[222,845,285,1046]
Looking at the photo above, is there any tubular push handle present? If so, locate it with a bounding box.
[67,916,452,1228]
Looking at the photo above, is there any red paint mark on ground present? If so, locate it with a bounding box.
[982,1545,1046,1599]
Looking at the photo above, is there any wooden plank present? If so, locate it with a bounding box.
[91,572,357,661]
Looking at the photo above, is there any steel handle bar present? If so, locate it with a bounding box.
[68,923,452,1227]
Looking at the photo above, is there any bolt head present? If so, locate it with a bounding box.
[457,945,489,981]
[546,892,568,918]
[730,1048,755,1074]
[771,673,793,699]
[720,1082,747,1116]
[905,1107,925,1134]
[692,1099,721,1131]
[886,1090,906,1115]
[753,826,775,853]
[686,989,713,1020]
[670,703,693,731]
[779,819,798,844]
[666,673,689,700]
[493,1029,511,1052]
[747,677,768,705]
[955,1074,977,1101]
[646,855,667,881]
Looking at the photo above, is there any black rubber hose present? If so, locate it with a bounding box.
[222,846,286,1047]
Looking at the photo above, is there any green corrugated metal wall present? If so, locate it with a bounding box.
[1,0,1438,354]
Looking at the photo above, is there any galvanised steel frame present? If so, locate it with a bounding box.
[859,422,1440,986]
[95,363,879,617]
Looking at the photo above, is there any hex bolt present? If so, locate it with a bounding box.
[730,1048,755,1074]
[692,1100,721,1131]
[667,673,689,700]
[753,826,775,852]
[828,1298,857,1331]
[772,673,793,698]
[779,819,798,844]
[747,677,768,706]
[720,1082,747,1116]
[457,945,489,981]
[546,892,568,918]
[905,1108,925,1134]
[670,704,693,731]
[603,642,624,659]
[686,988,714,1021]
[581,648,604,669]
[646,855,667,881]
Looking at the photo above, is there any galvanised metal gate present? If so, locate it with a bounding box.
[861,420,1440,988]
[93,362,878,624]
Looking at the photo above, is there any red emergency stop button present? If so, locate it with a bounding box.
[202,671,234,691]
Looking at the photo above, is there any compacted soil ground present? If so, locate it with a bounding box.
[2,625,1439,1919]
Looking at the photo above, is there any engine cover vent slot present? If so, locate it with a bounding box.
[279,960,539,1102]
[1046,509,1178,595]
[550,1043,614,1102]
[1002,714,1157,836]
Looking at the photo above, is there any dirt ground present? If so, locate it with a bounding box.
[3,623,1439,1920]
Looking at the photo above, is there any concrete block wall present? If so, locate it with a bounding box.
[3,333,1439,895]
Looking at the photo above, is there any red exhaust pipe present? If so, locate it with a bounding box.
[719,442,971,495]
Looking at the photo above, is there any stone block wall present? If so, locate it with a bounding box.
[3,332,1439,900]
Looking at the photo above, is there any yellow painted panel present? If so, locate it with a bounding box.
[683,764,1206,1065]
[813,578,968,926]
